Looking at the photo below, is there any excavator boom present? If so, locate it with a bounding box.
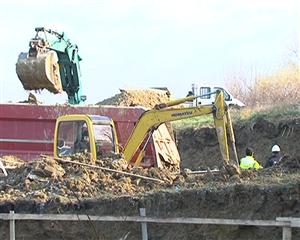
[123,91,238,166]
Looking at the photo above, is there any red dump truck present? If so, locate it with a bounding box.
[0,103,179,168]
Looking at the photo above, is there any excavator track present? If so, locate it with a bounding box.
[16,50,62,94]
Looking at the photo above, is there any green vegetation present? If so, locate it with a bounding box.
[172,115,214,130]
[231,104,300,126]
[172,104,300,131]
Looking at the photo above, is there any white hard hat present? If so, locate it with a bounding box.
[272,145,280,152]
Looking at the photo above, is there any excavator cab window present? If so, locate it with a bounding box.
[93,124,115,158]
[74,122,91,154]
[57,121,76,156]
[57,120,90,156]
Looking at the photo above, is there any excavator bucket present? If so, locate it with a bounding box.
[16,50,62,94]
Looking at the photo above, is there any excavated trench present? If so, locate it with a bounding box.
[0,180,299,240]
[178,116,300,169]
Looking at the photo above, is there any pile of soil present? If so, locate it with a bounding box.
[97,88,171,108]
[0,155,177,203]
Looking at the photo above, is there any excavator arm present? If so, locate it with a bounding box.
[123,91,238,166]
[16,27,84,104]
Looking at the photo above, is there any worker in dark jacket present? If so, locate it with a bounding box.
[75,129,90,153]
[264,145,282,167]
[240,147,262,170]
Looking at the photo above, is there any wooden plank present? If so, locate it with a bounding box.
[0,213,292,227]
[277,217,300,228]
[0,159,8,176]
[277,217,293,221]
[9,211,15,240]
[187,169,220,174]
[291,221,300,228]
[282,227,292,240]
[140,208,148,240]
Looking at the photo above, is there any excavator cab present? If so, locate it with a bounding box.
[54,115,119,163]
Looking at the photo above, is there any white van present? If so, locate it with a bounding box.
[189,84,245,107]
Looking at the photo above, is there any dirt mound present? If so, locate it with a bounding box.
[2,150,299,204]
[0,155,25,168]
[97,88,171,108]
[0,155,178,203]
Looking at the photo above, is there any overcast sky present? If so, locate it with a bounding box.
[0,0,299,104]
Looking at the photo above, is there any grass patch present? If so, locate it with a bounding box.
[172,115,214,131]
[231,103,300,125]
[172,103,300,131]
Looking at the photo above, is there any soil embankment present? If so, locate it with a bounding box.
[177,116,300,169]
[0,175,299,240]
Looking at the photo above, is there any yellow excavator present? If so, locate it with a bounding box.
[53,91,238,167]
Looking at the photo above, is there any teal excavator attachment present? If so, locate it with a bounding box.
[16,27,85,104]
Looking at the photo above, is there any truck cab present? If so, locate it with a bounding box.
[190,84,245,107]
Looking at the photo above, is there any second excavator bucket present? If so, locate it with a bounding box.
[16,50,62,94]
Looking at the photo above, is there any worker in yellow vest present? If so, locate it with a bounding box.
[240,147,262,169]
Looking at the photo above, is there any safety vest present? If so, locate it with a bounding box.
[240,156,261,169]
